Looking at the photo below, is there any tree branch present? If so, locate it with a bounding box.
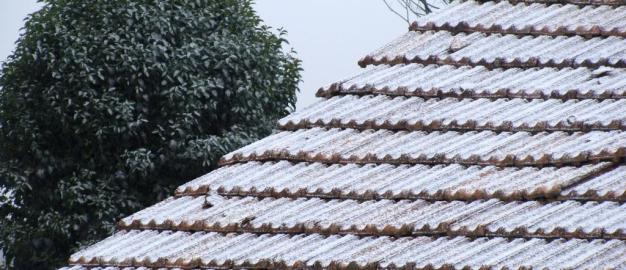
[382,0,446,23]
[383,0,410,25]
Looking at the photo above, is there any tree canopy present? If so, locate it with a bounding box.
[0,0,301,269]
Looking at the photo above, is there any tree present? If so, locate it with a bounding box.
[0,0,301,269]
[382,0,449,25]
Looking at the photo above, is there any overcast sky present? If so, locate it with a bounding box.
[0,1,407,110]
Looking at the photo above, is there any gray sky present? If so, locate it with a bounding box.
[0,1,44,63]
[0,1,407,110]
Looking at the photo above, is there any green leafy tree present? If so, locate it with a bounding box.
[0,0,301,269]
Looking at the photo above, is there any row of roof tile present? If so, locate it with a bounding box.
[119,195,626,239]
[280,95,626,132]
[317,64,626,99]
[69,230,626,269]
[177,161,625,201]
[220,128,626,166]
[476,0,626,6]
[478,0,626,6]
[411,0,626,37]
[60,267,174,270]
[358,31,626,68]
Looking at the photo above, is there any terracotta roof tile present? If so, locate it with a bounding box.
[479,0,626,6]
[119,195,626,239]
[176,161,618,201]
[67,1,626,268]
[69,230,626,269]
[281,95,626,132]
[220,128,626,166]
[317,64,626,99]
[560,165,626,200]
[411,0,626,37]
[358,31,626,68]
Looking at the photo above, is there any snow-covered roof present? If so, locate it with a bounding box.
[63,0,626,269]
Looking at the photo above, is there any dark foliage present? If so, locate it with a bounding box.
[0,0,301,268]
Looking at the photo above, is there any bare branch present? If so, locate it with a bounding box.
[382,0,448,23]
[420,0,435,13]
[404,0,410,23]
[383,0,410,25]
[407,0,426,16]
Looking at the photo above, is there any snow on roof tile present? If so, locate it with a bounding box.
[482,0,626,6]
[220,128,626,166]
[67,0,626,268]
[69,230,626,269]
[316,64,626,99]
[176,161,618,201]
[411,0,626,37]
[280,95,626,132]
[118,195,626,239]
[59,267,171,270]
[358,31,626,68]
[561,165,626,200]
